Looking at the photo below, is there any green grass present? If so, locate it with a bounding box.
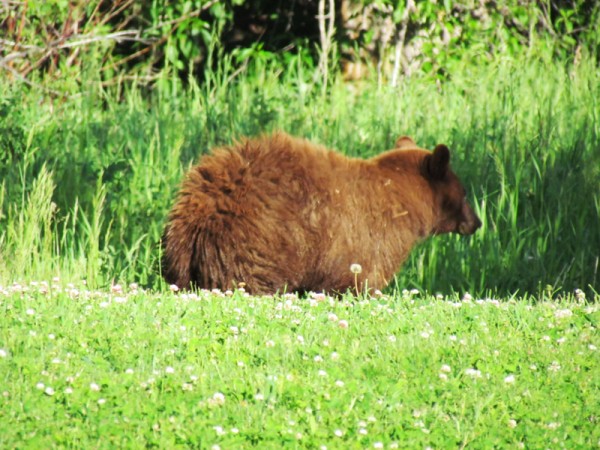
[0,284,598,448]
[0,52,599,296]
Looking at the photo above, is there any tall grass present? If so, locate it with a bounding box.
[0,51,598,295]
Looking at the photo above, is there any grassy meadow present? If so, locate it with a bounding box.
[0,283,598,448]
[1,33,599,447]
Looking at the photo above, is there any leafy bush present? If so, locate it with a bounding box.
[1,1,598,91]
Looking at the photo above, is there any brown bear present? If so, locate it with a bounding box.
[162,132,481,294]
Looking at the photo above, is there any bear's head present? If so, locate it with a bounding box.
[395,136,482,236]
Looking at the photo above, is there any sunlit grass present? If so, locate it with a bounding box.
[0,283,598,448]
[0,52,598,295]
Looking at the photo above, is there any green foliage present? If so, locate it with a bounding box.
[0,50,598,295]
[1,1,598,90]
[0,287,598,447]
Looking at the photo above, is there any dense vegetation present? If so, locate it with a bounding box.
[1,285,598,448]
[1,3,599,448]
[1,1,599,296]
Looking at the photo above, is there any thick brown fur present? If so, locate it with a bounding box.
[162,132,481,294]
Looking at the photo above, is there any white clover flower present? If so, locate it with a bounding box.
[465,368,482,378]
[359,428,368,435]
[328,313,339,322]
[64,387,73,394]
[318,370,327,377]
[373,443,384,449]
[314,355,323,363]
[334,429,344,437]
[90,382,100,391]
[26,308,36,316]
[0,349,8,358]
[254,393,264,401]
[388,335,397,343]
[504,374,516,384]
[111,284,123,294]
[338,320,349,329]
[508,419,517,428]
[44,387,55,396]
[440,364,452,373]
[548,361,561,372]
[165,366,175,374]
[125,368,134,374]
[330,352,340,361]
[554,309,573,319]
[335,380,345,387]
[36,382,45,390]
[97,398,106,405]
[265,340,275,348]
[169,284,179,292]
[212,392,225,405]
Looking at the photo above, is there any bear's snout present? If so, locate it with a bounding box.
[457,201,482,235]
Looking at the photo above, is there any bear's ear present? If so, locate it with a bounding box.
[395,136,417,149]
[423,144,450,180]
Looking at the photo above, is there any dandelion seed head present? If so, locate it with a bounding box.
[350,264,362,274]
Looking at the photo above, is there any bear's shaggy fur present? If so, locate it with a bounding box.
[162,132,481,294]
